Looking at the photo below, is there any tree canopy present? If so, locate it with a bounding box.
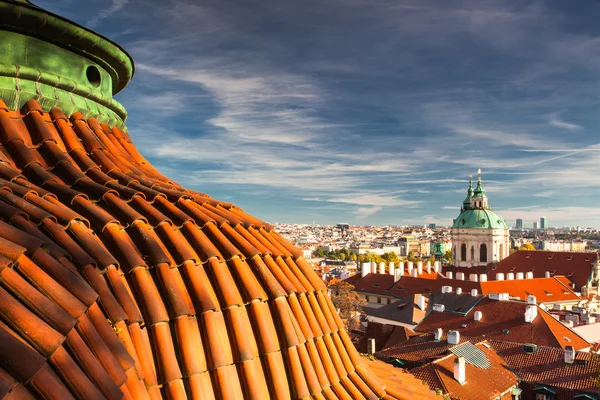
[328,279,366,331]
[519,243,536,251]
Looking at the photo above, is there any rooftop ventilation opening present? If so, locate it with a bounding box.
[86,65,101,88]
[521,343,538,354]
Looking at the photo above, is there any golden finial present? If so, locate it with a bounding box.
[477,168,482,183]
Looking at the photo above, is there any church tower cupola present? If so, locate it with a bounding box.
[451,170,510,267]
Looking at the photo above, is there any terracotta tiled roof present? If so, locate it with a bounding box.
[0,99,435,399]
[360,357,440,400]
[410,341,519,400]
[480,277,582,302]
[378,331,471,362]
[414,298,590,350]
[486,251,598,290]
[491,341,600,394]
[347,273,482,298]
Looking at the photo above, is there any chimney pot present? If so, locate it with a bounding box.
[474,311,483,322]
[446,271,453,279]
[479,273,487,282]
[564,345,575,364]
[469,273,478,282]
[471,289,478,296]
[526,271,534,279]
[454,356,466,384]
[496,273,505,281]
[448,330,460,345]
[368,338,376,355]
[434,328,443,341]
[456,287,462,295]
[516,272,524,280]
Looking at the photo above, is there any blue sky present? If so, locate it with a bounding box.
[38,0,600,228]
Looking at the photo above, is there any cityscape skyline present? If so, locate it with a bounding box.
[37,0,600,228]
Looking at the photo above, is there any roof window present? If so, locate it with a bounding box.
[563,336,571,342]
[521,343,538,354]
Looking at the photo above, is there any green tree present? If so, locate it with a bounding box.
[349,253,357,262]
[381,252,400,264]
[407,251,418,263]
[328,280,366,331]
[519,243,536,251]
[443,250,452,263]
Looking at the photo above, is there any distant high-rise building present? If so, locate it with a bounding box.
[428,223,436,229]
[540,216,547,229]
[516,219,523,229]
[533,222,538,230]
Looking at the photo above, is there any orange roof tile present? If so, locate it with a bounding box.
[411,341,519,400]
[480,276,582,302]
[0,98,442,399]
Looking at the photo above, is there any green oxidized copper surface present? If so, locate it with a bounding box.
[0,0,134,128]
[452,209,508,229]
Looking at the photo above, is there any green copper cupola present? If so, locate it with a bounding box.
[0,0,134,127]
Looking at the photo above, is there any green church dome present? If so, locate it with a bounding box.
[453,209,508,229]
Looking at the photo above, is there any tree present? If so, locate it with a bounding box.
[407,250,418,263]
[519,243,536,251]
[381,252,400,264]
[349,253,357,262]
[443,250,452,263]
[328,280,366,331]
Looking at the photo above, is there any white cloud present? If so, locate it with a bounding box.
[549,113,582,131]
[86,0,129,28]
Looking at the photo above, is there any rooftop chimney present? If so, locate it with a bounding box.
[442,286,452,294]
[469,273,478,282]
[434,328,443,341]
[448,330,460,345]
[367,338,376,355]
[389,262,395,276]
[454,356,466,385]
[416,294,426,311]
[433,304,445,312]
[507,272,515,280]
[471,289,478,297]
[394,269,402,283]
[398,262,405,277]
[526,271,534,279]
[479,274,487,282]
[456,272,465,281]
[527,295,536,305]
[516,272,524,280]
[407,261,414,274]
[361,262,369,278]
[525,305,538,323]
[474,311,482,322]
[564,345,575,364]
[411,268,418,278]
[446,271,453,279]
[434,261,441,273]
[456,288,462,295]
[545,271,551,278]
[496,273,505,281]
[417,261,423,275]
[379,262,385,275]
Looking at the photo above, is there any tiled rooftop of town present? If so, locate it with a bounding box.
[411,341,519,400]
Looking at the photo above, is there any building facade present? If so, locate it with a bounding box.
[452,173,510,267]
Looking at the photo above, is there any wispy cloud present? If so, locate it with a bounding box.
[549,113,582,131]
[86,0,129,28]
[63,0,600,226]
